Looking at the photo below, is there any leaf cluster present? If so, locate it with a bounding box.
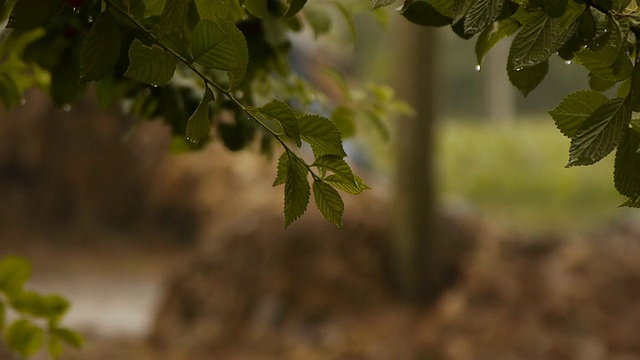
[0,256,83,359]
[376,0,640,207]
[0,0,386,227]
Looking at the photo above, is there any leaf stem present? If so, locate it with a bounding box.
[103,0,321,181]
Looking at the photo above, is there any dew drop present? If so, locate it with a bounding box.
[475,65,481,72]
[564,60,572,65]
[88,16,94,23]
[515,67,523,72]
[62,104,72,112]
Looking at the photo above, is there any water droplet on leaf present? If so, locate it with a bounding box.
[564,60,572,65]
[475,65,481,72]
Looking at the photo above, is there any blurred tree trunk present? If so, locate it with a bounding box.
[484,39,516,122]
[392,23,444,303]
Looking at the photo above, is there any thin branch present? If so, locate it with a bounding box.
[103,0,321,181]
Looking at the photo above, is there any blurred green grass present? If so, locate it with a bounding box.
[436,119,629,234]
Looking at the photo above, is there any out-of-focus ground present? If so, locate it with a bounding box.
[2,92,640,360]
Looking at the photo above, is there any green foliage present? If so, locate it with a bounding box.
[0,256,83,359]
[0,0,414,228]
[378,0,640,208]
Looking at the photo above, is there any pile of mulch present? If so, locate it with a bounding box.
[135,196,640,360]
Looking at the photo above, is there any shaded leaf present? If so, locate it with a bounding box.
[464,0,505,35]
[475,18,520,66]
[273,151,289,186]
[260,100,301,146]
[568,97,631,166]
[195,0,230,20]
[509,11,556,69]
[507,56,548,96]
[284,155,310,227]
[576,44,633,82]
[124,39,176,86]
[0,73,22,109]
[186,87,214,143]
[538,0,567,18]
[549,90,609,138]
[313,180,344,228]
[402,0,451,27]
[7,0,60,31]
[614,128,640,198]
[151,0,191,59]
[80,12,122,83]
[191,20,248,89]
[243,0,267,18]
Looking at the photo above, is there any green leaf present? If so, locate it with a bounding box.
[144,0,167,17]
[0,256,31,296]
[80,12,122,83]
[243,0,267,17]
[304,4,332,37]
[186,87,214,143]
[620,196,640,208]
[259,100,301,146]
[614,128,640,198]
[125,39,176,86]
[191,19,248,89]
[285,0,307,17]
[575,44,633,82]
[151,0,191,59]
[593,0,613,11]
[453,0,474,24]
[509,11,556,69]
[507,56,548,96]
[48,336,64,359]
[425,0,455,18]
[7,0,60,31]
[401,0,451,27]
[284,154,310,227]
[325,173,370,195]
[549,90,609,138]
[538,0,567,18]
[589,72,616,92]
[568,97,631,167]
[371,0,395,10]
[50,327,84,349]
[313,155,356,183]
[299,114,346,157]
[195,0,230,20]
[331,106,356,138]
[630,64,640,111]
[273,151,289,186]
[5,319,44,357]
[313,180,344,228]
[464,0,505,35]
[475,18,520,66]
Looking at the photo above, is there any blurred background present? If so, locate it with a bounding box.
[2,5,640,360]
